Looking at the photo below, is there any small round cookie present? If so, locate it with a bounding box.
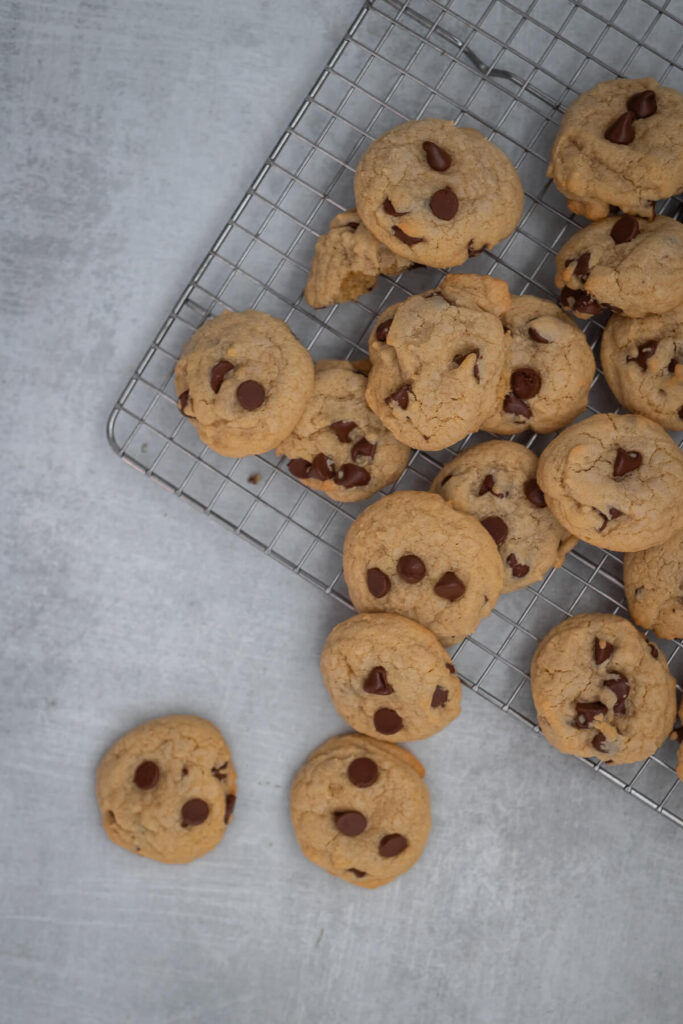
[290,733,430,888]
[431,441,576,592]
[555,215,683,320]
[96,715,237,864]
[482,294,595,434]
[537,413,683,551]
[365,274,510,450]
[175,310,314,457]
[530,613,676,764]
[277,359,410,502]
[320,613,461,741]
[600,304,683,431]
[623,529,683,640]
[304,210,412,308]
[342,490,503,645]
[547,77,683,221]
[354,119,523,269]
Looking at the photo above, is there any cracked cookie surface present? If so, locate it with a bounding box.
[623,529,683,640]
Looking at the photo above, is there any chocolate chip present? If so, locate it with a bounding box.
[334,811,367,836]
[375,318,394,342]
[679,406,683,420]
[480,515,508,546]
[597,506,624,531]
[348,757,378,788]
[574,701,607,728]
[478,474,495,495]
[604,674,630,714]
[434,571,465,601]
[397,554,426,583]
[604,110,636,144]
[363,666,394,695]
[431,685,449,708]
[367,568,391,598]
[430,186,458,220]
[506,553,529,578]
[181,798,210,826]
[627,89,656,118]
[613,447,642,477]
[524,479,546,508]
[592,732,608,753]
[649,643,659,659]
[593,638,614,665]
[574,251,591,281]
[210,360,234,393]
[392,226,423,246]
[224,793,236,823]
[331,420,357,443]
[467,242,486,258]
[528,326,550,344]
[669,358,679,374]
[336,464,371,488]
[511,367,541,400]
[611,215,640,244]
[308,453,336,481]
[453,348,480,381]
[351,438,377,462]
[288,458,312,479]
[445,662,456,674]
[349,868,366,878]
[422,140,451,171]
[374,707,403,734]
[212,761,229,781]
[385,384,411,409]
[560,287,603,316]
[133,761,159,790]
[236,380,265,410]
[177,390,190,413]
[379,833,408,857]
[503,393,531,418]
[627,339,658,370]
[383,198,408,216]
[672,726,683,743]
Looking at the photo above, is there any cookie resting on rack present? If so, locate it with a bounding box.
[623,529,683,640]
[96,715,237,864]
[354,118,523,269]
[320,613,461,742]
[290,733,430,888]
[537,412,683,551]
[530,613,676,765]
[342,490,503,645]
[175,310,314,457]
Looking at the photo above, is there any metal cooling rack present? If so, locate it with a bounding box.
[107,0,683,827]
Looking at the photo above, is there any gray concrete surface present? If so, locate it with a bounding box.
[1,2,681,1023]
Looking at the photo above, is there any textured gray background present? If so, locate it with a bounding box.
[1,1,681,1023]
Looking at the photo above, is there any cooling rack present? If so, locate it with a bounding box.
[107,0,683,826]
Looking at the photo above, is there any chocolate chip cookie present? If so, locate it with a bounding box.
[96,715,237,864]
[482,294,595,434]
[556,215,683,320]
[277,359,410,502]
[320,613,461,741]
[531,613,676,764]
[600,303,683,430]
[304,209,412,308]
[537,412,683,551]
[431,440,576,592]
[365,274,510,450]
[342,490,503,645]
[547,77,683,221]
[175,310,314,457]
[623,529,683,640]
[354,118,524,269]
[290,733,431,888]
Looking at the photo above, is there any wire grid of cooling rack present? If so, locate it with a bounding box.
[108,0,683,826]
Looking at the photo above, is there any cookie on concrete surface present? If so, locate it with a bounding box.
[96,715,237,864]
[175,310,314,457]
[342,490,503,645]
[365,274,510,450]
[537,412,683,551]
[531,613,676,765]
[354,118,523,269]
[555,215,683,320]
[290,733,430,888]
[623,529,683,640]
[600,304,683,431]
[431,440,576,592]
[277,359,410,502]
[547,77,683,221]
[320,613,461,741]
[304,209,411,308]
[482,294,595,435]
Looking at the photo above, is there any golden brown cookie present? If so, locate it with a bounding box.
[623,529,683,640]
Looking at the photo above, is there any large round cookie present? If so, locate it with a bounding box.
[600,304,683,431]
[342,490,503,645]
[290,733,430,888]
[623,529,683,640]
[531,613,676,764]
[537,412,683,551]
[96,715,237,864]
[482,294,595,435]
[555,215,683,320]
[320,613,461,741]
[431,441,576,592]
[354,119,523,269]
[277,359,410,502]
[365,274,510,450]
[547,77,683,221]
[175,310,314,457]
